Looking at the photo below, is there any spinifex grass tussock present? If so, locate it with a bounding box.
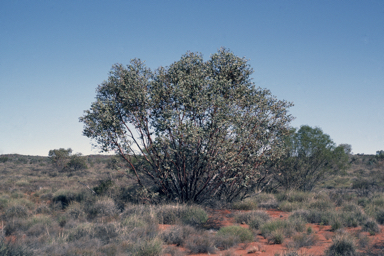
[185,233,216,254]
[234,210,270,229]
[362,218,381,235]
[86,197,119,220]
[261,218,305,239]
[231,198,258,210]
[161,225,197,246]
[216,225,254,243]
[3,203,29,219]
[0,234,33,256]
[325,232,357,256]
[276,191,313,203]
[155,204,208,227]
[289,232,319,248]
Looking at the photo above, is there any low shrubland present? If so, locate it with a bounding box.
[0,153,383,255]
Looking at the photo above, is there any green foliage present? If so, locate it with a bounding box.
[48,148,72,170]
[180,206,208,226]
[0,156,9,163]
[325,233,357,256]
[0,235,33,256]
[273,126,350,191]
[93,178,114,195]
[66,153,88,172]
[231,199,257,210]
[234,210,270,227]
[216,226,254,243]
[80,48,293,203]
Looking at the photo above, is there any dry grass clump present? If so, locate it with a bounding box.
[155,204,208,227]
[185,233,216,254]
[325,232,357,256]
[260,218,306,244]
[289,232,319,248]
[161,225,197,246]
[234,210,270,229]
[231,198,258,210]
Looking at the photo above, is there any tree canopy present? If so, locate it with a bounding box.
[272,125,349,191]
[80,48,293,203]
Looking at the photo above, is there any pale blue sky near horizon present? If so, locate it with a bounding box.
[1,0,383,156]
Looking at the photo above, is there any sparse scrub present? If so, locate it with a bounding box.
[261,218,305,239]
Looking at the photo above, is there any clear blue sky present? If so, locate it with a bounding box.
[1,0,383,156]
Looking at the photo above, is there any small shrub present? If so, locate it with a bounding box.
[261,218,305,238]
[92,223,118,243]
[4,204,29,219]
[358,233,370,249]
[4,219,29,236]
[0,235,33,256]
[156,205,182,224]
[52,189,77,209]
[254,193,279,209]
[331,218,344,231]
[185,233,216,254]
[308,199,334,211]
[362,219,380,234]
[213,233,241,250]
[217,225,254,243]
[234,210,270,225]
[124,237,163,256]
[289,233,318,248]
[86,197,118,219]
[375,209,384,224]
[161,225,196,246]
[276,191,311,203]
[0,156,9,163]
[231,199,257,210]
[279,201,303,212]
[180,206,208,227]
[326,233,357,256]
[65,202,86,220]
[268,228,285,244]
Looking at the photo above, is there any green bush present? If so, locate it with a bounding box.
[290,233,318,248]
[0,156,9,163]
[185,234,216,254]
[161,225,197,246]
[216,226,254,243]
[234,210,270,230]
[180,206,208,227]
[362,219,380,235]
[268,228,285,244]
[308,199,334,211]
[0,235,33,256]
[231,199,257,210]
[86,197,118,219]
[375,209,384,224]
[124,238,163,256]
[325,233,357,256]
[261,218,305,238]
[234,210,270,224]
[276,191,312,203]
[4,204,29,219]
[279,201,303,212]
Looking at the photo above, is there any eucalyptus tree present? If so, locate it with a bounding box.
[272,125,349,191]
[80,48,293,203]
